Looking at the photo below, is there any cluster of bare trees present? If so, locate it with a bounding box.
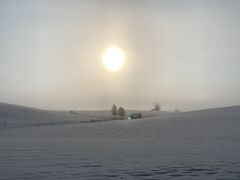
[111,103,179,120]
[111,105,126,119]
[152,103,180,112]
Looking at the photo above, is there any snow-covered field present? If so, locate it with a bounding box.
[0,103,240,179]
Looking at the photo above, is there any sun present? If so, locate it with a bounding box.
[102,46,125,72]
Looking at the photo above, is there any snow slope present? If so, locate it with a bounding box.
[0,104,240,179]
[0,103,89,128]
[0,103,168,128]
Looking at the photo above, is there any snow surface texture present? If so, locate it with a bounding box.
[0,103,240,179]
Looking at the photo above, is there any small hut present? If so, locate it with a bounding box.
[128,113,142,120]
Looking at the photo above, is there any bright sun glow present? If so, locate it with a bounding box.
[102,46,125,72]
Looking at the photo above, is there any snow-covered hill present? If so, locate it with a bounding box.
[0,104,240,179]
[0,103,169,128]
[0,103,89,128]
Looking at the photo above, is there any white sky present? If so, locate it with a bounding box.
[1,0,240,111]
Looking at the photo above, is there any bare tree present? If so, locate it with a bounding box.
[118,107,126,118]
[1,120,7,128]
[111,105,118,119]
[174,109,180,113]
[152,103,161,111]
[122,107,126,117]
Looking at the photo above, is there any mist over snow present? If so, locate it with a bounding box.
[0,0,240,110]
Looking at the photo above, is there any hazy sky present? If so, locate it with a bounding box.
[1,0,240,111]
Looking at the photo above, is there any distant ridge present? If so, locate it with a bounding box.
[185,105,240,113]
[0,102,87,128]
[180,105,240,118]
[1,102,240,129]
